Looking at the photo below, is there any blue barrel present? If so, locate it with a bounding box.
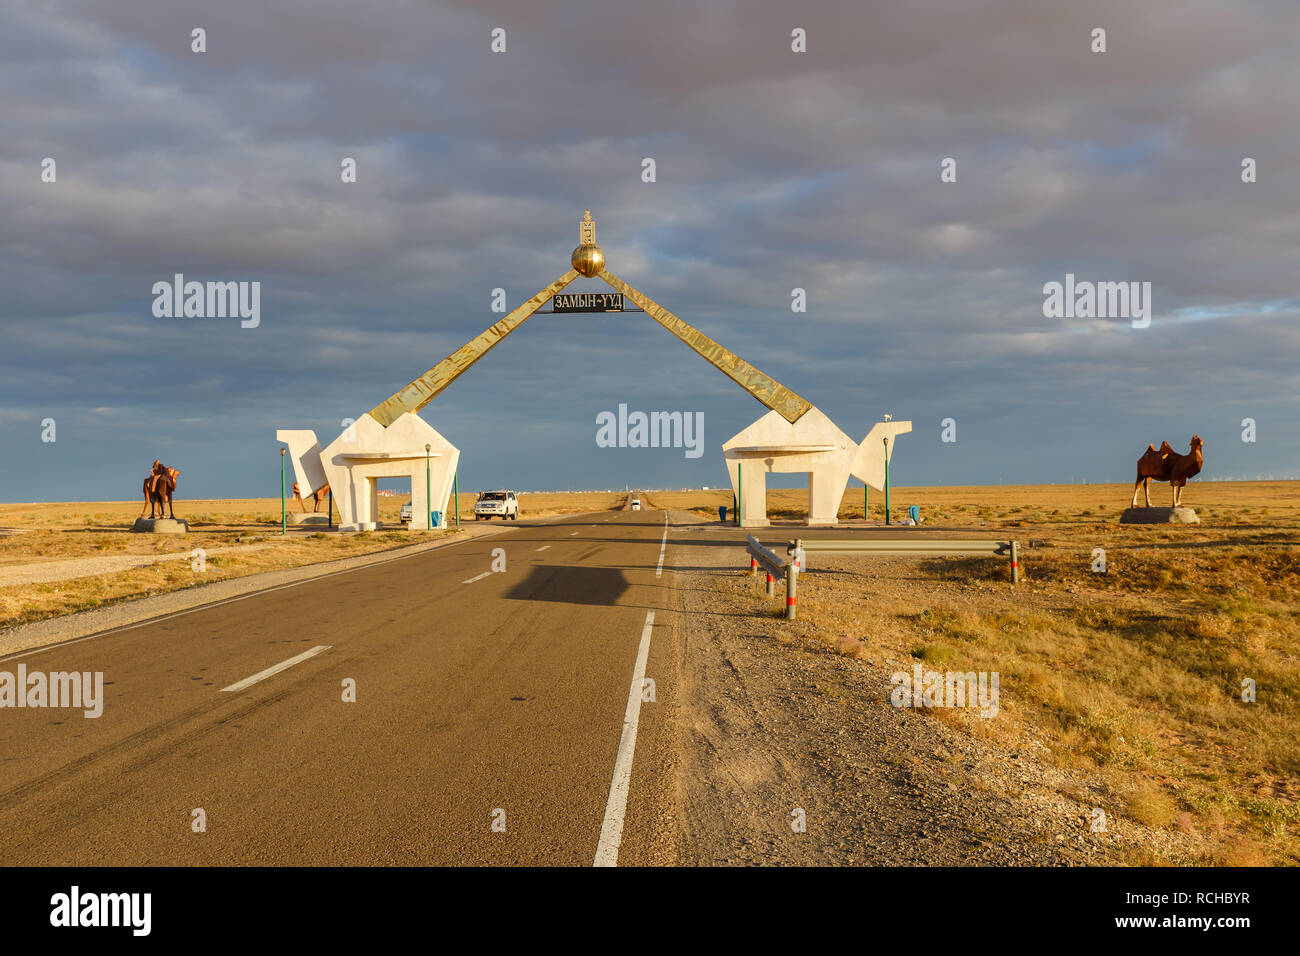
[718,506,728,522]
[908,505,920,523]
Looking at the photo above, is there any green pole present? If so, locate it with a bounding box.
[453,472,460,527]
[864,482,868,522]
[425,443,432,531]
[883,437,891,526]
[328,490,333,530]
[280,448,287,535]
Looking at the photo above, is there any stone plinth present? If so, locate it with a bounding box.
[1120,507,1200,524]
[289,513,330,526]
[133,517,189,534]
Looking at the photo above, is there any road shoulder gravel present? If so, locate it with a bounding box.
[666,519,1109,865]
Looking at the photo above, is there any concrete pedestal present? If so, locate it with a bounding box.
[289,513,329,526]
[1120,507,1200,524]
[132,517,189,534]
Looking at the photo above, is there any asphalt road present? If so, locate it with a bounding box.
[0,508,681,865]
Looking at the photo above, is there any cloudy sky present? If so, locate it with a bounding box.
[2,0,1297,502]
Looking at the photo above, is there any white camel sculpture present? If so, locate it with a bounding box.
[277,413,459,531]
[723,408,912,527]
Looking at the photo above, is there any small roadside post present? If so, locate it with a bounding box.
[786,559,798,620]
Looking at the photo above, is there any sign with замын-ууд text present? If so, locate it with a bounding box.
[551,292,623,312]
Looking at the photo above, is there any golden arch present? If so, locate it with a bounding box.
[368,211,813,428]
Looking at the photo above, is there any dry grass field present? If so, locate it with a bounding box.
[0,492,624,628]
[688,480,1299,865]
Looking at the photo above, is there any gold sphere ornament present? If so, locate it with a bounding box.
[571,242,605,277]
[570,209,604,277]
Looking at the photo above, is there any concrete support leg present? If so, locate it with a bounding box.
[807,469,842,526]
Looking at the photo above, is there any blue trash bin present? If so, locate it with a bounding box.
[908,505,920,524]
[718,506,728,522]
[429,510,442,528]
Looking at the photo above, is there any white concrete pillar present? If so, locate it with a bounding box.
[808,469,842,525]
[735,460,770,529]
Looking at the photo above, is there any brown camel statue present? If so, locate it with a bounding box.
[139,461,165,517]
[291,481,330,513]
[1131,436,1203,508]
[140,464,180,519]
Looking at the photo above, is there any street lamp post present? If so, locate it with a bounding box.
[280,447,287,535]
[425,443,432,531]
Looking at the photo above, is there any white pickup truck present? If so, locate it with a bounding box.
[474,490,519,520]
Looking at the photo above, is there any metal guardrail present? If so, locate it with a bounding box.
[743,535,1020,623]
[745,535,799,619]
[789,537,1020,583]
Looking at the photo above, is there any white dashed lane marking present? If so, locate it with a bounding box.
[220,645,331,693]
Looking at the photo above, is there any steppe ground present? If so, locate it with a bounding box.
[2,481,1296,864]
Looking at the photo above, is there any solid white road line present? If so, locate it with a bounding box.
[534,545,550,552]
[593,610,655,867]
[220,645,331,693]
[655,512,668,579]
[462,571,492,584]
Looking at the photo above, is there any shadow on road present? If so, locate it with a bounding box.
[503,564,629,606]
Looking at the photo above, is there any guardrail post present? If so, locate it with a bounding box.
[1010,539,1020,584]
[765,570,774,598]
[750,554,758,576]
[786,562,797,620]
